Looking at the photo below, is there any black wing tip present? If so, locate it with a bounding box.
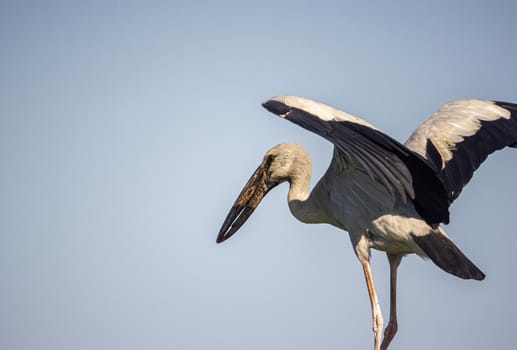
[492,101,517,148]
[493,101,517,109]
[262,99,290,116]
[494,101,517,118]
[412,232,485,281]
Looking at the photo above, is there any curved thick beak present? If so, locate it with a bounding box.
[217,164,276,244]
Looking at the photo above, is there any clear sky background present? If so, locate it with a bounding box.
[1,1,516,350]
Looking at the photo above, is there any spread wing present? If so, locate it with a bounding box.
[262,96,450,225]
[405,99,517,202]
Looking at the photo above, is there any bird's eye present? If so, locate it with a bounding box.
[265,155,274,168]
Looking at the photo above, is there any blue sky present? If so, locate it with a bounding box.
[1,1,516,349]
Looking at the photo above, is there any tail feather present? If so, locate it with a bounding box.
[411,232,485,280]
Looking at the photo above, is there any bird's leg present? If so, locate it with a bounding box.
[380,253,402,350]
[361,260,384,350]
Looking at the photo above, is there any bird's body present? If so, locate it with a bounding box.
[301,149,427,250]
[217,96,517,350]
[287,147,426,258]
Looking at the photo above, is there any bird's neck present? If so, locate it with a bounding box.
[287,174,325,224]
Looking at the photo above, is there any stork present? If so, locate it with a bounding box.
[216,96,517,350]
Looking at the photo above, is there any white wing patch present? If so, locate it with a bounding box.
[269,95,379,129]
[406,99,511,168]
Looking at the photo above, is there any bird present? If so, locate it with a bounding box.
[216,96,517,350]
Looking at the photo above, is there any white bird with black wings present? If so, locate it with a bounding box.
[217,96,517,350]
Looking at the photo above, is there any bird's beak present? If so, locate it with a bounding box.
[217,163,277,244]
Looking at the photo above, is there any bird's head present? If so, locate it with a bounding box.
[216,143,311,243]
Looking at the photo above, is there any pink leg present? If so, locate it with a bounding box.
[381,253,402,350]
[361,260,384,350]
